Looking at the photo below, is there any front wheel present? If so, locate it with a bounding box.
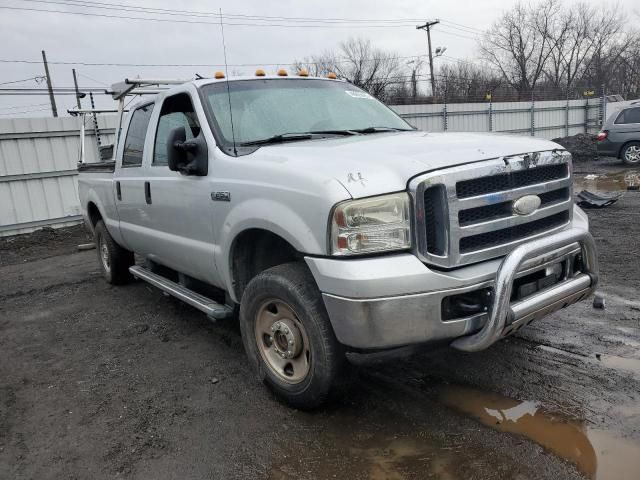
[239,262,343,410]
[622,142,640,166]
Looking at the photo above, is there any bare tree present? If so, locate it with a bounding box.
[294,37,407,101]
[480,0,563,97]
[579,7,634,94]
[435,62,504,102]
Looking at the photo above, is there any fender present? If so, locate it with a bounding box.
[217,198,324,303]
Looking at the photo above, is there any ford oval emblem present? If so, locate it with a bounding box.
[512,195,541,216]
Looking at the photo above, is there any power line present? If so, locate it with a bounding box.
[12,0,488,38]
[76,71,109,86]
[440,19,484,34]
[0,76,45,86]
[17,0,428,24]
[434,27,478,41]
[0,54,429,68]
[4,2,487,35]
[0,87,106,91]
[0,5,424,28]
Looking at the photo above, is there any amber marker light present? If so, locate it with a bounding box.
[214,71,225,79]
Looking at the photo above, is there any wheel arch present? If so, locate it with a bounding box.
[228,228,301,303]
[87,201,103,229]
[618,140,640,159]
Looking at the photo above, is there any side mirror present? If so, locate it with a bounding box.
[167,126,208,176]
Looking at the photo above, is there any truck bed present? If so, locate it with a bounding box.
[78,161,116,173]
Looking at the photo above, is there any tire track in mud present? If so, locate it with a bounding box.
[0,278,99,302]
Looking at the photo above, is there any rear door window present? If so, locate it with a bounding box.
[122,104,154,167]
[615,107,640,125]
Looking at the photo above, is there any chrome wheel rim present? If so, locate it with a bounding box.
[99,237,111,273]
[254,299,311,384]
[625,146,640,163]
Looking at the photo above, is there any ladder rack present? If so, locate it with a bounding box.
[73,78,193,165]
[109,78,191,100]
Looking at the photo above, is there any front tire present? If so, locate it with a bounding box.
[239,262,343,410]
[621,142,640,166]
[94,220,134,285]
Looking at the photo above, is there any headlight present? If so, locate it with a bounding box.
[330,193,411,255]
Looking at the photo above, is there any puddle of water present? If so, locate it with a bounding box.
[599,354,640,376]
[350,437,456,480]
[439,385,640,479]
[268,430,459,480]
[575,171,640,192]
[538,344,640,377]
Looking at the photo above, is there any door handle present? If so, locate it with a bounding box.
[116,181,122,201]
[144,181,152,204]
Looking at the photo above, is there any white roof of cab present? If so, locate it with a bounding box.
[110,75,344,100]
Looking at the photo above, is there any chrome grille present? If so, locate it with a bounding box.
[456,164,568,198]
[459,211,570,253]
[412,151,573,268]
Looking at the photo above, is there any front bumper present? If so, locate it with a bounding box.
[306,227,598,351]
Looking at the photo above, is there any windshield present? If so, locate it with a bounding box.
[200,79,412,152]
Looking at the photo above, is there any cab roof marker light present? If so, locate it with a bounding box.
[214,71,225,79]
[255,69,266,77]
[277,69,288,77]
[298,68,309,77]
[326,72,337,79]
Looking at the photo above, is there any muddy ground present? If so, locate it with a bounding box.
[1,158,639,480]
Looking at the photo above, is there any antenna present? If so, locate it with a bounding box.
[219,8,237,156]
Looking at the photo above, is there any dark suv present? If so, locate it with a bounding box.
[597,103,640,165]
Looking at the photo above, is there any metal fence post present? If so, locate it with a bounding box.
[599,84,606,129]
[530,91,535,136]
[488,96,493,132]
[443,80,448,131]
[565,90,570,137]
[584,96,589,133]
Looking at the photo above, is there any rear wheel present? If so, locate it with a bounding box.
[622,142,640,166]
[94,220,134,284]
[239,262,343,409]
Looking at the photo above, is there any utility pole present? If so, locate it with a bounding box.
[72,68,82,109]
[41,50,58,117]
[416,20,439,102]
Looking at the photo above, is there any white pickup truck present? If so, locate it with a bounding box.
[78,74,598,409]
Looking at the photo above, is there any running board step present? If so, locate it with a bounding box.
[129,265,233,319]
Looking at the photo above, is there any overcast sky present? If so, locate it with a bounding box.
[0,0,638,115]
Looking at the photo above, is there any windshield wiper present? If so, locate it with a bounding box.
[239,130,358,147]
[307,129,359,136]
[239,133,314,146]
[352,126,414,134]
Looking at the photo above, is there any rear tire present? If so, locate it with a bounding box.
[621,142,640,166]
[239,262,343,410]
[94,220,134,285]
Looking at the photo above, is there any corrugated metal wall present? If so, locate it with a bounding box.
[390,98,602,139]
[0,115,117,236]
[0,96,608,237]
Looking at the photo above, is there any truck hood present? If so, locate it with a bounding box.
[249,131,565,198]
